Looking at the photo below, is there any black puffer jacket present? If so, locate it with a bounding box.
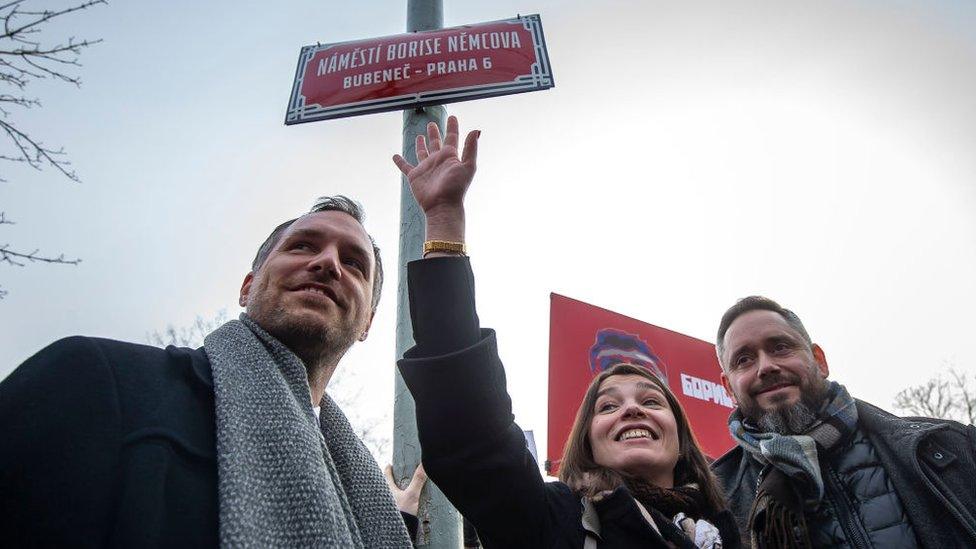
[805,426,916,547]
[712,400,976,549]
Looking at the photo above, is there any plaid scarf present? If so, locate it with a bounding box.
[728,381,857,549]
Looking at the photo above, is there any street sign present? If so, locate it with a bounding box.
[546,294,736,475]
[285,15,554,124]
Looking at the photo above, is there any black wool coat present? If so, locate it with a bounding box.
[0,337,220,547]
[0,336,418,548]
[398,257,741,549]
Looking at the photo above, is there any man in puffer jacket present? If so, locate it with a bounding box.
[710,296,976,549]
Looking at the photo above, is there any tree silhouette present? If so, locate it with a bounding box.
[894,364,975,425]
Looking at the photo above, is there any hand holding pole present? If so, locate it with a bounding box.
[384,463,429,517]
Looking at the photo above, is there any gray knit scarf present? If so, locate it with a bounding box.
[204,315,411,548]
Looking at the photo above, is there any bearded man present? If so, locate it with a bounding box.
[0,196,420,547]
[712,296,976,549]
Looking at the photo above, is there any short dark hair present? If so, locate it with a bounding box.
[715,296,812,367]
[250,195,383,312]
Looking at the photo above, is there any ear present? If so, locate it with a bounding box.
[358,310,376,342]
[239,272,254,308]
[720,370,739,405]
[811,343,830,378]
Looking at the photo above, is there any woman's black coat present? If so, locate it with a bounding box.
[398,257,740,548]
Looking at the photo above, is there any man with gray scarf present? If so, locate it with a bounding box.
[0,196,419,547]
[711,296,976,549]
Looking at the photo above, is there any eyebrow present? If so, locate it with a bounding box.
[281,228,373,271]
[728,333,803,362]
[767,335,799,346]
[596,382,665,399]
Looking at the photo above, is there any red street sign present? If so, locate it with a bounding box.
[285,15,554,124]
[546,294,736,476]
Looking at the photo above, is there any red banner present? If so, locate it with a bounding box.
[547,294,735,475]
[285,15,554,124]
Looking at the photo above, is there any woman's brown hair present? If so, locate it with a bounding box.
[558,363,726,514]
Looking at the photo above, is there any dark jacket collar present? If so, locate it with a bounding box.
[190,345,214,389]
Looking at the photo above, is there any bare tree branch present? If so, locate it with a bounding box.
[0,243,81,266]
[894,363,976,425]
[0,93,38,107]
[949,367,976,425]
[0,118,76,179]
[2,1,105,41]
[0,0,105,297]
[148,310,229,348]
[894,376,954,419]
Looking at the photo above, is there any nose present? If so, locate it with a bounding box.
[621,400,647,418]
[308,246,342,279]
[756,351,781,378]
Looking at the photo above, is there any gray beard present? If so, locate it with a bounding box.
[756,377,829,435]
[758,399,820,435]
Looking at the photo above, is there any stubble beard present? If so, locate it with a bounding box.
[247,293,359,381]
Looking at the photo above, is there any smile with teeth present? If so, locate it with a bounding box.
[617,428,658,441]
[294,285,338,304]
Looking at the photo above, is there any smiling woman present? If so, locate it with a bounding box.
[560,366,728,523]
[395,117,739,548]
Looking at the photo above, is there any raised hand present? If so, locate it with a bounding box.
[392,115,479,218]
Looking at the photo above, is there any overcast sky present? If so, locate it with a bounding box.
[2,0,974,464]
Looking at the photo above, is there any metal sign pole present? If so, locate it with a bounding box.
[393,1,461,547]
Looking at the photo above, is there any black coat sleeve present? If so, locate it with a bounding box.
[398,257,555,548]
[401,511,419,544]
[0,337,122,547]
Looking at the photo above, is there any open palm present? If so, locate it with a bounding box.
[393,115,479,214]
